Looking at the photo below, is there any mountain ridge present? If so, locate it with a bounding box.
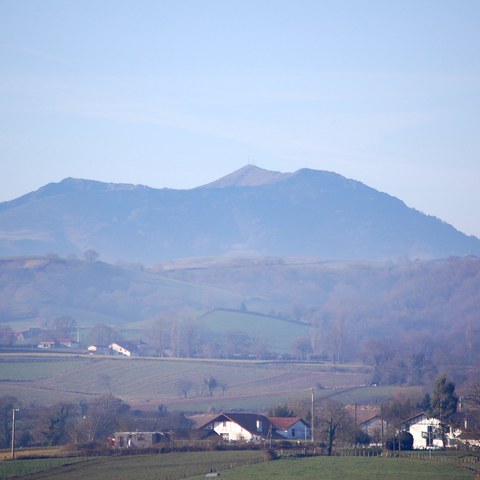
[0,165,478,263]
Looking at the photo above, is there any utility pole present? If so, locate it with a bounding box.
[381,404,384,448]
[11,408,19,460]
[311,388,315,442]
[354,403,357,447]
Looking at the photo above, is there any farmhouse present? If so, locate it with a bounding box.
[38,340,57,349]
[400,412,460,449]
[200,413,310,442]
[269,417,310,440]
[109,341,145,357]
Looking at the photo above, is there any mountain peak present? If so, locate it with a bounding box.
[199,165,293,188]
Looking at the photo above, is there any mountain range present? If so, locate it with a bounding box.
[0,165,479,263]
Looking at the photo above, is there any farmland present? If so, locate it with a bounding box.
[0,450,263,480]
[201,455,476,480]
[0,451,476,480]
[0,352,412,410]
[198,309,310,354]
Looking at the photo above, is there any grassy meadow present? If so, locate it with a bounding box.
[0,450,263,480]
[198,309,311,353]
[0,452,477,480]
[201,455,476,480]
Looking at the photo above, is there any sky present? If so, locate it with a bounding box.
[1,0,480,237]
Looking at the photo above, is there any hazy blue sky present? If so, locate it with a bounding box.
[1,1,479,237]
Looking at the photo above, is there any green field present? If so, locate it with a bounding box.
[203,456,475,480]
[0,452,476,480]
[0,450,263,480]
[198,309,311,354]
[0,353,385,410]
[0,457,89,478]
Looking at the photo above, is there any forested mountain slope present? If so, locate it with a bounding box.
[0,166,478,263]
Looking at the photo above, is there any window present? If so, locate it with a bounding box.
[291,428,296,437]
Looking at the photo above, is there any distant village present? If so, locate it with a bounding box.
[14,325,143,356]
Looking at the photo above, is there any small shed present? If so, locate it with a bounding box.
[112,431,167,448]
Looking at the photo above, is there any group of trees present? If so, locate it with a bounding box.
[270,374,475,455]
[0,394,192,449]
[174,376,228,399]
[147,316,273,360]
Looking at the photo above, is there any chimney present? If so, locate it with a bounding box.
[256,419,263,432]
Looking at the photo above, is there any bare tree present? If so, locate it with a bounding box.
[204,377,218,397]
[176,379,194,399]
[51,316,77,340]
[465,382,480,442]
[328,316,348,365]
[149,316,170,357]
[0,326,15,346]
[316,399,352,456]
[76,394,130,443]
[222,330,251,359]
[293,336,312,361]
[44,403,74,446]
[183,320,204,358]
[89,324,118,346]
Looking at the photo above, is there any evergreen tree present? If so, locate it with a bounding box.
[430,374,458,447]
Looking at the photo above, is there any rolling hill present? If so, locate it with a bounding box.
[1,254,479,382]
[0,353,378,410]
[0,165,478,263]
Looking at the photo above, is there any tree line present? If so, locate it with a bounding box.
[2,374,479,453]
[0,394,192,450]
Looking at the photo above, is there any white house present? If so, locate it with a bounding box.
[108,341,145,357]
[400,412,460,449]
[269,417,310,441]
[200,413,310,442]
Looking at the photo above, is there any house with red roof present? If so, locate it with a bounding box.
[269,417,311,441]
[199,412,310,442]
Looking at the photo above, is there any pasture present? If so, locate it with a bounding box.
[0,451,476,480]
[198,309,311,353]
[205,455,476,480]
[0,450,263,480]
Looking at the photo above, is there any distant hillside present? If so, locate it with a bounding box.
[0,256,242,330]
[0,165,479,263]
[1,255,479,376]
[198,308,311,354]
